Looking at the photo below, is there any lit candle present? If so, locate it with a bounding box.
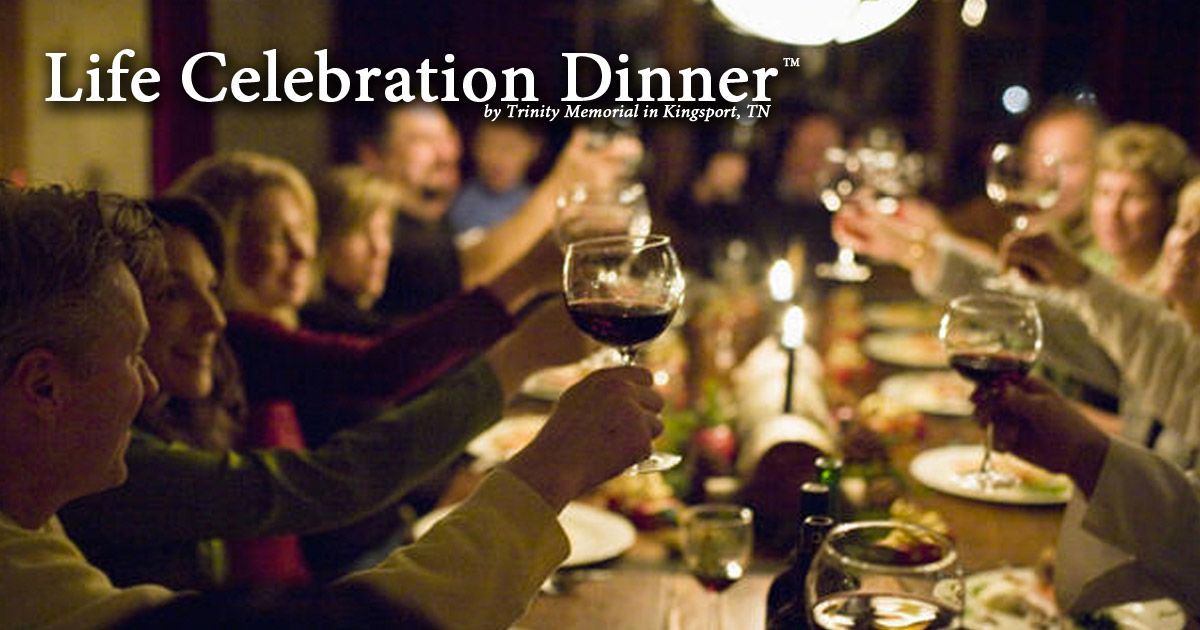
[768,258,795,303]
[781,305,806,413]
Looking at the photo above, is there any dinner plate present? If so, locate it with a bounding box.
[964,566,1186,629]
[520,363,590,401]
[862,331,948,368]
[909,445,1072,505]
[466,414,546,467]
[878,370,975,416]
[864,300,944,330]
[413,501,637,568]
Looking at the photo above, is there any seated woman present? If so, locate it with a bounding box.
[302,166,405,336]
[60,196,590,589]
[1002,176,1200,460]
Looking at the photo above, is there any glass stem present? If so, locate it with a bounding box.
[712,592,723,630]
[618,346,639,366]
[980,422,997,479]
[837,246,857,266]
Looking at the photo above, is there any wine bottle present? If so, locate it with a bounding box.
[766,482,834,629]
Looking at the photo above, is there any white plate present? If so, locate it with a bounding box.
[879,370,975,416]
[864,301,944,330]
[466,414,546,467]
[413,501,637,568]
[965,566,1186,629]
[520,363,588,401]
[862,331,948,368]
[910,445,1072,505]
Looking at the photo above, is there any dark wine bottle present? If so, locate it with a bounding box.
[766,482,835,630]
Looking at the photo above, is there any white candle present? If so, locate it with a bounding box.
[768,258,794,303]
[781,305,806,349]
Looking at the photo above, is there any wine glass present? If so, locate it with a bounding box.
[984,143,1062,291]
[939,293,1043,491]
[554,181,653,249]
[816,147,873,283]
[681,504,754,630]
[563,234,685,473]
[807,520,964,629]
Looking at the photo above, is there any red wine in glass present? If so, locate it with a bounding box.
[693,565,743,594]
[566,299,675,350]
[948,352,1033,387]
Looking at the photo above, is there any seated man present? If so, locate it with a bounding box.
[0,183,664,629]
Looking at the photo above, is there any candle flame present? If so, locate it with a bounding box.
[782,305,806,348]
[768,259,794,302]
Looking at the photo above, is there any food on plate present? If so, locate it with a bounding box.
[601,472,683,530]
[889,498,951,538]
[959,453,1070,494]
[520,362,593,400]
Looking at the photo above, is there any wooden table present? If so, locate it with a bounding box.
[506,266,1065,629]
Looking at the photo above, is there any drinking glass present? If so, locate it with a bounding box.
[807,520,964,629]
[563,234,685,473]
[817,144,927,282]
[939,293,1043,491]
[816,147,873,283]
[681,504,754,630]
[984,143,1062,291]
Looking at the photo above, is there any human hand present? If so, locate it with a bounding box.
[832,199,930,269]
[971,377,1109,496]
[547,128,644,192]
[999,230,1090,287]
[503,367,665,510]
[1159,211,1200,305]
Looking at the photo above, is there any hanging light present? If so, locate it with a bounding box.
[711,0,921,46]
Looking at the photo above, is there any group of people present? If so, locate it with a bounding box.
[829,100,1199,615]
[0,105,655,629]
[1,93,1197,628]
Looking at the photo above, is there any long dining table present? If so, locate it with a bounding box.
[447,265,1066,629]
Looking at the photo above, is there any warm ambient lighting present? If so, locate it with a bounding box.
[961,0,987,27]
[712,0,921,46]
[781,305,807,349]
[768,259,795,303]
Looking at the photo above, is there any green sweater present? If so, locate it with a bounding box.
[58,360,504,589]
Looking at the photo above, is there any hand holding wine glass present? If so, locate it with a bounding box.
[681,504,754,630]
[939,293,1043,491]
[563,234,685,473]
[984,143,1062,292]
[807,521,963,629]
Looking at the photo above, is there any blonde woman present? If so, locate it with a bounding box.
[302,166,406,335]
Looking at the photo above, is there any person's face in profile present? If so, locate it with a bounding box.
[323,206,394,308]
[56,263,159,496]
[145,227,227,401]
[1090,168,1167,261]
[1160,194,1200,307]
[234,186,316,312]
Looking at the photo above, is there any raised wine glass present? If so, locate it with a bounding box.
[939,293,1043,491]
[816,147,873,283]
[984,143,1062,291]
[807,520,964,629]
[563,234,685,473]
[681,504,754,630]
